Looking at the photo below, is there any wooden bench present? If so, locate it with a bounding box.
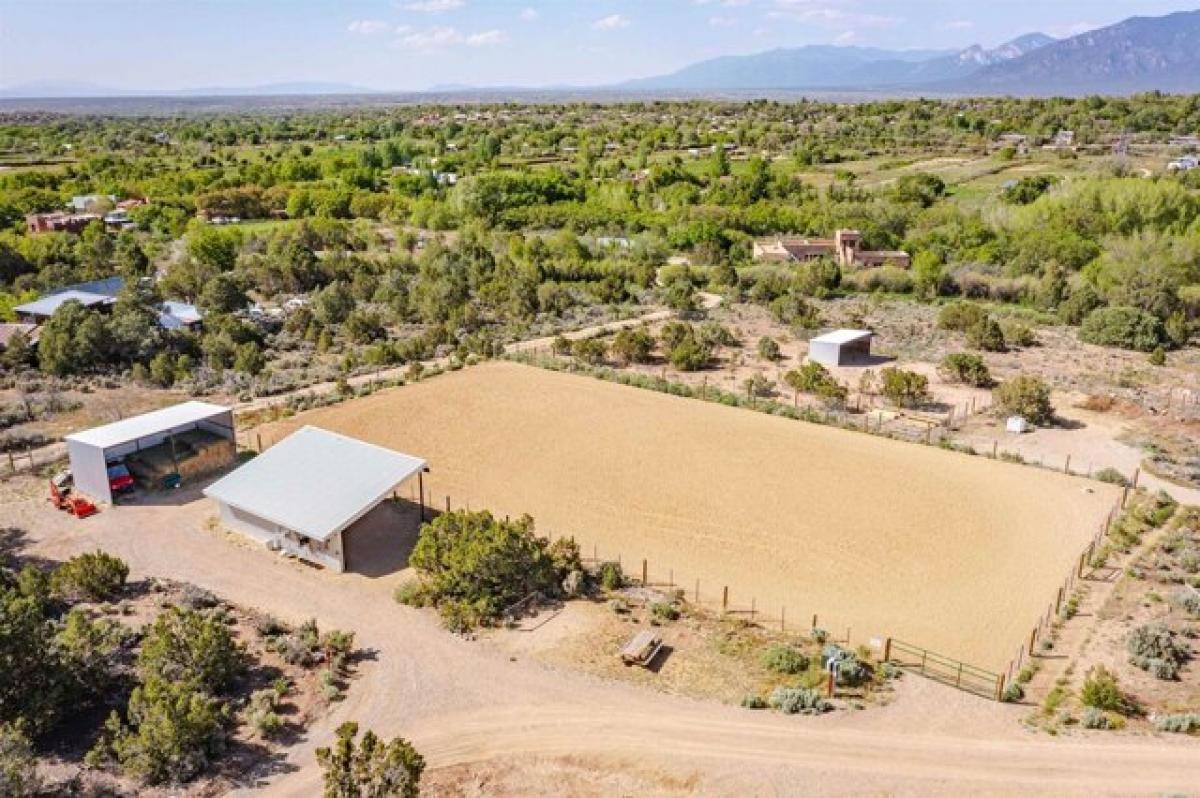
[619,630,664,668]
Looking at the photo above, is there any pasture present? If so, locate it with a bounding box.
[258,361,1119,670]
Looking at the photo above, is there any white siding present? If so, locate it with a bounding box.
[67,438,112,504]
[217,501,345,572]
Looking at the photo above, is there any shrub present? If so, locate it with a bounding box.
[0,724,39,797]
[1173,589,1200,619]
[1079,666,1130,713]
[998,319,1037,347]
[762,644,809,675]
[1001,682,1024,703]
[138,607,246,693]
[1079,306,1167,352]
[1081,707,1118,730]
[1127,623,1188,680]
[1093,467,1129,486]
[610,327,655,365]
[570,337,607,365]
[768,687,830,715]
[740,695,768,709]
[598,561,624,591]
[879,367,930,408]
[667,338,711,371]
[824,644,868,687]
[650,602,680,623]
[757,336,782,362]
[50,551,129,602]
[992,375,1054,425]
[937,301,987,332]
[1154,713,1200,734]
[90,677,229,785]
[784,362,847,404]
[966,317,1006,352]
[408,511,574,629]
[245,689,282,738]
[939,353,992,387]
[317,721,424,798]
[1148,346,1167,366]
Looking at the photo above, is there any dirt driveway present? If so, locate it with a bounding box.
[7,475,1200,796]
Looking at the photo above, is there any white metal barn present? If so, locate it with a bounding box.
[203,426,427,572]
[65,401,235,504]
[807,329,874,367]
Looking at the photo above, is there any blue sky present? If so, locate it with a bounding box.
[1,1,1194,91]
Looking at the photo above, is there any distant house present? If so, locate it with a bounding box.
[753,229,910,270]
[1046,130,1075,150]
[26,212,99,235]
[14,277,202,332]
[0,323,39,351]
[69,194,116,213]
[595,236,631,250]
[153,131,171,144]
[1168,135,1200,148]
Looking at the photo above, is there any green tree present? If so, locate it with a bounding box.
[37,301,110,376]
[198,272,248,314]
[50,551,129,602]
[0,723,39,797]
[966,317,1006,352]
[1078,306,1166,352]
[993,375,1055,425]
[783,362,847,405]
[137,607,245,694]
[757,336,782,362]
[938,353,992,387]
[610,327,654,365]
[316,721,424,798]
[879,367,930,408]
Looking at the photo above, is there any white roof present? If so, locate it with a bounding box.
[66,401,232,449]
[203,426,426,543]
[810,329,874,346]
[15,290,114,317]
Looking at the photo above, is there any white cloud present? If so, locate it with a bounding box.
[401,0,465,13]
[519,7,539,21]
[394,25,505,50]
[709,15,737,27]
[348,20,392,35]
[694,0,750,6]
[944,19,974,31]
[768,2,897,30]
[592,14,630,31]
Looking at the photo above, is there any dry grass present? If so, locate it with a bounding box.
[258,361,1119,670]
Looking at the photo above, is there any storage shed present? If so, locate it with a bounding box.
[807,329,874,367]
[203,426,427,572]
[65,401,236,504]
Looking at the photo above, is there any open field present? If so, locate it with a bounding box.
[259,360,1119,670]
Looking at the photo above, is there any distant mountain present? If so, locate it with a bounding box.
[621,35,1053,91]
[0,80,376,99]
[943,11,1200,95]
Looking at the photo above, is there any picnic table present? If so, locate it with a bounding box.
[619,630,664,667]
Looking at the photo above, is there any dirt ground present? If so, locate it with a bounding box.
[7,471,1200,796]
[257,360,1119,671]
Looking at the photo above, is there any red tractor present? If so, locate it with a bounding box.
[49,471,99,519]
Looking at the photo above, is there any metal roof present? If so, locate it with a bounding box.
[15,290,114,317]
[66,401,232,449]
[203,426,426,543]
[810,329,874,346]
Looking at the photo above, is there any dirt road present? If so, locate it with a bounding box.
[9,463,1198,795]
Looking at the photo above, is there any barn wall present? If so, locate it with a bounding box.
[67,439,112,504]
[217,502,344,572]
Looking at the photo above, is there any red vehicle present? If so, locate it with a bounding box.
[107,462,135,494]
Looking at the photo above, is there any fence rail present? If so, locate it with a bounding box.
[886,638,1004,701]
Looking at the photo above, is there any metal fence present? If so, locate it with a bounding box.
[885,638,1004,701]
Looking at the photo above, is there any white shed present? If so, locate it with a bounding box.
[203,426,427,572]
[807,329,874,367]
[65,401,235,504]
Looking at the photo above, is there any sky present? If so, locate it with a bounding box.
[0,1,1195,92]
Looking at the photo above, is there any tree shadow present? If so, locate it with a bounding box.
[342,499,428,579]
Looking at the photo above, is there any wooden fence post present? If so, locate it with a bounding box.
[1055,587,1064,615]
[1029,626,1037,654]
[722,586,728,611]
[811,613,818,630]
[781,606,786,632]
[883,637,892,662]
[992,440,998,458]
[641,559,647,586]
[694,578,700,603]
[995,673,1006,702]
[1132,468,1140,489]
[1064,454,1071,474]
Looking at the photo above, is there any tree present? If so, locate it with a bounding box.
[50,551,129,602]
[757,336,782,362]
[783,362,847,405]
[0,724,39,797]
[407,511,577,630]
[610,327,654,365]
[313,281,356,327]
[233,342,266,376]
[1078,306,1166,352]
[137,607,245,694]
[0,584,72,737]
[37,301,109,376]
[965,317,1006,352]
[993,375,1054,425]
[198,272,248,314]
[879,367,930,408]
[91,677,228,785]
[570,337,607,365]
[939,353,992,387]
[316,721,424,798]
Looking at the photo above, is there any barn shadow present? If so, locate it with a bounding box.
[342,499,432,579]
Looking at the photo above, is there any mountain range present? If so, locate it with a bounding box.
[2,10,1198,101]
[625,11,1200,95]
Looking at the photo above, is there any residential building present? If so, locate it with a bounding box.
[752,229,911,270]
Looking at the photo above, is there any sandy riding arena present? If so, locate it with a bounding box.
[260,361,1119,670]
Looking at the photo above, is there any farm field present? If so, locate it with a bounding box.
[259,360,1120,670]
